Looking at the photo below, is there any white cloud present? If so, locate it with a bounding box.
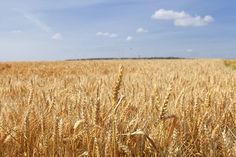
[109,33,118,38]
[186,49,193,52]
[152,9,189,20]
[136,27,148,33]
[96,32,103,36]
[52,33,63,40]
[11,30,22,33]
[175,16,214,27]
[126,36,133,41]
[96,32,118,38]
[152,9,214,27]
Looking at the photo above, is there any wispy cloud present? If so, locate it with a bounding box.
[96,32,118,38]
[23,12,62,40]
[186,49,193,52]
[52,33,63,40]
[136,27,148,33]
[152,9,214,27]
[126,36,133,41]
[11,30,22,33]
[24,13,52,33]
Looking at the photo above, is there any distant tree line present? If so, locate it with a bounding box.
[66,57,188,61]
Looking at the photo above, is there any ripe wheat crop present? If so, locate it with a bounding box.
[0,59,236,157]
[224,60,236,69]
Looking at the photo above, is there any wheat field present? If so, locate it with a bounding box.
[225,60,236,70]
[0,59,236,157]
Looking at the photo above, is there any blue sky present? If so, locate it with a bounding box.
[0,0,236,61]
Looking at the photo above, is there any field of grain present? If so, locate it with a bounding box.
[0,59,236,157]
[224,60,236,69]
